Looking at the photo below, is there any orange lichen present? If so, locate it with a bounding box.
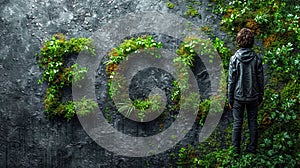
[264,34,276,48]
[106,63,118,75]
[223,9,232,18]
[159,123,164,130]
[200,26,210,32]
[246,19,260,35]
[109,48,119,57]
[260,113,272,128]
[53,33,66,42]
[43,45,48,50]
[236,26,242,32]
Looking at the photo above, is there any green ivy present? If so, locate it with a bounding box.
[167,2,175,9]
[183,0,202,18]
[176,0,300,167]
[37,34,97,121]
[105,36,162,67]
[185,5,200,18]
[213,37,232,70]
[105,36,164,122]
[265,43,300,81]
[107,36,221,123]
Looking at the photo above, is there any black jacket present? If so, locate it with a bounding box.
[228,48,264,105]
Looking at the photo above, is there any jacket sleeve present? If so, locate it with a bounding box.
[228,56,237,105]
[256,56,264,102]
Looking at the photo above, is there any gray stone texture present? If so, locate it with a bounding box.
[0,0,231,167]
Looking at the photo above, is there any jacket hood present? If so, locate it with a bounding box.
[236,48,256,63]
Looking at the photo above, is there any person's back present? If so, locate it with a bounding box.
[228,28,264,156]
[230,48,263,102]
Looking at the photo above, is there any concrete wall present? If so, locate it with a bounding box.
[0,0,229,167]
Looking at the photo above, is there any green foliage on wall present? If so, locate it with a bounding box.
[185,5,200,18]
[105,36,164,121]
[37,34,97,121]
[175,0,300,167]
[105,36,162,77]
[174,37,226,125]
[167,0,201,18]
[106,35,222,123]
[167,2,175,9]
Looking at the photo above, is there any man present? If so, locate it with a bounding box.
[228,28,264,155]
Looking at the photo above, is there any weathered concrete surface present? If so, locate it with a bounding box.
[0,0,230,167]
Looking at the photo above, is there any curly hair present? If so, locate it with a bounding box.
[236,28,254,48]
